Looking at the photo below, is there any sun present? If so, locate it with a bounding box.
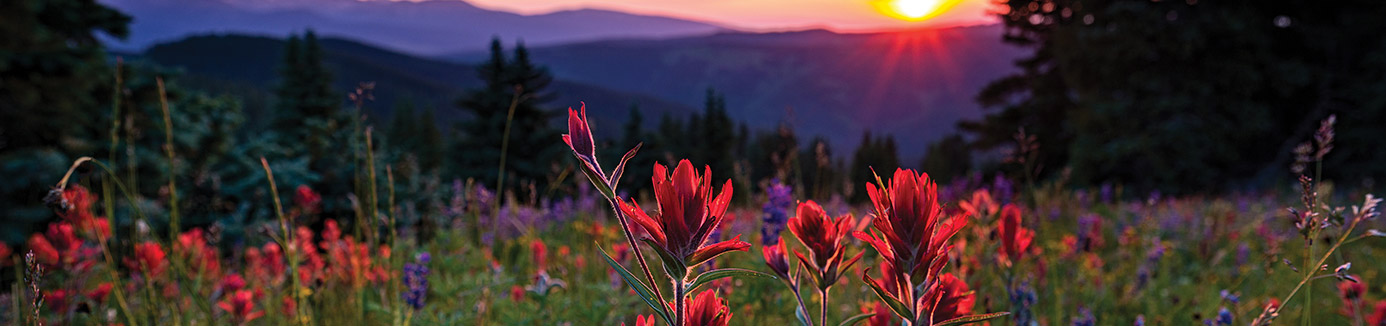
[873,0,962,22]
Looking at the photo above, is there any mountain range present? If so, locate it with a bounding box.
[99,0,728,55]
[107,0,1025,159]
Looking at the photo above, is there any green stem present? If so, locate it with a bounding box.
[157,78,180,238]
[496,86,521,209]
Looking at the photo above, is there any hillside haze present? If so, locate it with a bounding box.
[99,0,728,55]
[451,25,1023,157]
[136,24,1021,158]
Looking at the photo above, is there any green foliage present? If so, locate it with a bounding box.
[970,0,1386,193]
[920,134,972,184]
[849,132,899,202]
[453,39,562,199]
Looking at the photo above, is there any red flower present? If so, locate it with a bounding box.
[294,185,321,214]
[855,169,968,283]
[128,241,168,278]
[48,289,69,312]
[90,282,113,304]
[863,302,899,326]
[631,315,657,326]
[761,238,791,280]
[682,290,732,326]
[47,222,81,253]
[920,273,975,324]
[855,169,974,324]
[217,290,265,324]
[178,228,222,278]
[787,200,864,290]
[531,239,548,271]
[562,103,596,159]
[616,160,749,277]
[221,273,247,293]
[996,204,1034,265]
[27,234,60,265]
[0,242,10,265]
[1368,299,1386,326]
[57,185,96,224]
[1341,278,1367,316]
[510,285,526,302]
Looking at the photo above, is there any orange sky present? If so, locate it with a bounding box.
[464,0,999,31]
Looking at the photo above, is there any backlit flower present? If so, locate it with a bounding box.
[787,200,863,290]
[920,273,975,324]
[1368,300,1386,326]
[90,282,113,304]
[761,238,791,280]
[683,290,732,326]
[26,234,60,265]
[128,241,168,278]
[997,204,1034,264]
[855,169,968,282]
[855,168,975,324]
[563,103,595,159]
[217,290,265,324]
[616,160,749,277]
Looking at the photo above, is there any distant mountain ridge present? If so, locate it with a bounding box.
[99,0,729,55]
[134,23,1022,159]
[134,34,699,135]
[450,25,1024,158]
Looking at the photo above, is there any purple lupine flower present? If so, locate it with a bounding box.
[1220,290,1239,304]
[1215,307,1233,325]
[402,252,431,310]
[1072,307,1095,326]
[1135,315,1145,326]
[760,179,793,246]
[1009,282,1037,326]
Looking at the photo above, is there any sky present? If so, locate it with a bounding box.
[463,0,1000,32]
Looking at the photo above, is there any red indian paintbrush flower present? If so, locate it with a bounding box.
[617,160,749,277]
[128,241,168,278]
[997,204,1034,265]
[787,200,864,290]
[855,168,968,283]
[90,282,113,304]
[1369,300,1386,326]
[27,234,60,265]
[563,103,596,159]
[762,238,791,280]
[218,289,265,324]
[855,168,990,325]
[920,273,975,324]
[682,290,732,326]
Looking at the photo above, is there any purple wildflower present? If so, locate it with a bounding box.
[1072,307,1095,326]
[402,252,431,310]
[760,179,793,246]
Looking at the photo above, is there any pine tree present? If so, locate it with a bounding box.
[453,38,561,197]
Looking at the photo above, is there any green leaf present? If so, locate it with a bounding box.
[575,155,615,199]
[608,143,641,192]
[934,312,1010,326]
[597,245,672,325]
[862,274,911,321]
[837,313,874,326]
[686,268,776,293]
[795,305,814,326]
[640,238,688,280]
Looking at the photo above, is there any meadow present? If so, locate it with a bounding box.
[4,97,1384,326]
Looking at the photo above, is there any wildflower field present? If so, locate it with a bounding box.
[6,0,1386,325]
[5,101,1384,326]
